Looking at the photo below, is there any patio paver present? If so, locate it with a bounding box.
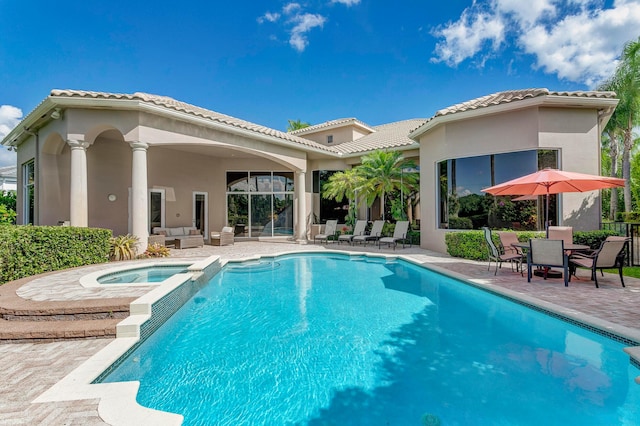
[1,240,639,425]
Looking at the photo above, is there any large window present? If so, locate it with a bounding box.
[22,160,35,225]
[312,170,345,223]
[438,150,558,230]
[227,171,294,237]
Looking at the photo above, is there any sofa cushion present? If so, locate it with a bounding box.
[152,227,167,235]
[221,226,233,233]
[167,227,184,236]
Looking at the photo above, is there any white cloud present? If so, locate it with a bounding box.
[331,0,361,6]
[257,12,281,24]
[0,105,21,167]
[289,13,327,52]
[432,7,506,67]
[431,0,640,86]
[0,105,22,140]
[259,3,327,52]
[283,3,302,15]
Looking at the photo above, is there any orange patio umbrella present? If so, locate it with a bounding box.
[482,168,625,234]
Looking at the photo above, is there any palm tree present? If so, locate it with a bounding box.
[356,150,418,220]
[598,78,625,219]
[610,38,640,212]
[286,119,311,132]
[322,168,365,226]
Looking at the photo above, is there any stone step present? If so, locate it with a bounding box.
[0,278,135,322]
[0,318,121,343]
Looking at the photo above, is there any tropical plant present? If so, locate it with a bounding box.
[357,150,419,220]
[322,168,365,227]
[286,119,311,132]
[109,234,139,261]
[142,243,170,258]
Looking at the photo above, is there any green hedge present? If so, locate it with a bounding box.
[0,225,111,284]
[445,229,618,261]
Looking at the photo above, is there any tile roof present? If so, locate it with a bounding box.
[410,88,618,137]
[433,88,616,118]
[49,90,334,153]
[333,119,424,155]
[289,117,374,135]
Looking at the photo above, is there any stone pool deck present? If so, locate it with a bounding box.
[1,240,640,425]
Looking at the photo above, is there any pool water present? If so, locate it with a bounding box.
[102,254,640,425]
[96,265,189,284]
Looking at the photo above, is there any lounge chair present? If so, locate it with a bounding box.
[352,220,384,245]
[496,231,525,273]
[314,220,338,244]
[569,236,628,288]
[338,220,367,245]
[482,227,524,275]
[527,238,570,286]
[379,221,411,249]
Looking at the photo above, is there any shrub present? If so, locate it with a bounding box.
[142,243,171,258]
[109,234,139,261]
[0,225,111,284]
[0,205,16,225]
[445,229,619,261]
[447,216,473,229]
[445,230,488,260]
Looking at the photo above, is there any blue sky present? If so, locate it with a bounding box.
[1,0,639,167]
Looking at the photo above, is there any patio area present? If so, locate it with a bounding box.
[1,240,640,425]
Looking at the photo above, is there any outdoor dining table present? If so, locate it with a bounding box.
[511,241,590,278]
[511,241,590,252]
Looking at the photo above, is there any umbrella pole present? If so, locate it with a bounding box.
[545,187,550,238]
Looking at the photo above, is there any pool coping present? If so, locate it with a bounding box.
[32,250,640,425]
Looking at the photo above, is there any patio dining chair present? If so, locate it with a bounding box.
[527,238,570,286]
[314,220,339,244]
[496,231,525,274]
[482,227,524,275]
[548,226,573,245]
[569,236,629,288]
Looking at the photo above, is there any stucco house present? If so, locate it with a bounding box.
[1,88,617,253]
[0,165,17,192]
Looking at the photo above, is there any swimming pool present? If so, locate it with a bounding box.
[101,253,640,425]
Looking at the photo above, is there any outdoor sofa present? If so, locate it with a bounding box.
[152,226,204,249]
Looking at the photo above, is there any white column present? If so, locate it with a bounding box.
[68,140,89,227]
[295,170,307,243]
[130,141,149,252]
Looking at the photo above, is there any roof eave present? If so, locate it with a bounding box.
[409,95,620,141]
[3,94,344,158]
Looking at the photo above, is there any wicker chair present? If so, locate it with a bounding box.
[210,227,234,246]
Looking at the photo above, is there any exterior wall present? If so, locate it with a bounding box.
[538,107,602,231]
[298,125,370,146]
[418,106,603,253]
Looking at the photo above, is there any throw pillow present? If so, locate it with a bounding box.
[155,230,167,236]
[189,229,201,235]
